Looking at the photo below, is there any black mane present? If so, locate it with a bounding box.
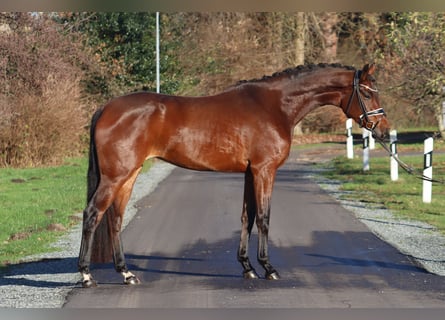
[235,63,356,86]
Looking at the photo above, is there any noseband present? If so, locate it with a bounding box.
[345,71,386,131]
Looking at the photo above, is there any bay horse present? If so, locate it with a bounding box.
[78,63,390,287]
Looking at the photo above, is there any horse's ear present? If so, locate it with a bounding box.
[361,63,376,79]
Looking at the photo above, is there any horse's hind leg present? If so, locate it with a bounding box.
[237,166,259,279]
[109,168,141,285]
[78,167,141,287]
[78,180,121,287]
[78,203,100,287]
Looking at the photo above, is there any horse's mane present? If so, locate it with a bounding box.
[234,63,356,87]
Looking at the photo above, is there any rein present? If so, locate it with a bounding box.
[374,135,445,184]
[346,70,444,184]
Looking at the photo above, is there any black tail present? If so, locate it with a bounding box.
[85,108,114,263]
[86,108,103,203]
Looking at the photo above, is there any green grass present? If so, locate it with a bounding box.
[0,158,154,267]
[0,158,88,265]
[319,153,445,233]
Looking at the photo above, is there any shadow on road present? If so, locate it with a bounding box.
[79,229,445,293]
[2,227,444,296]
[0,257,78,288]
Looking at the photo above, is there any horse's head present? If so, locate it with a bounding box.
[343,63,390,139]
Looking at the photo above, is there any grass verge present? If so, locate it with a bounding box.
[0,158,87,266]
[319,153,445,234]
[0,158,153,267]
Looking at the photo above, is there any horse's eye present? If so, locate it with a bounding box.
[361,90,371,99]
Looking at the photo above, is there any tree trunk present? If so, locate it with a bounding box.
[437,101,445,135]
[294,12,305,135]
[318,12,338,63]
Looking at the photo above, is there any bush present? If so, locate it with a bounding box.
[0,13,92,167]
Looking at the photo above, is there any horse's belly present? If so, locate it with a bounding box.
[157,128,249,172]
[161,145,248,172]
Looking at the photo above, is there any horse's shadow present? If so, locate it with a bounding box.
[0,257,79,288]
[1,229,440,291]
[76,230,437,291]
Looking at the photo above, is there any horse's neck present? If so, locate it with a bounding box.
[278,71,349,127]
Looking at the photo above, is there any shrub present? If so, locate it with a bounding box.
[0,13,92,167]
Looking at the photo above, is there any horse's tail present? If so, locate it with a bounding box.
[85,108,114,263]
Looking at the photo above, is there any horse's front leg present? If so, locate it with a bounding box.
[111,231,140,285]
[109,219,139,285]
[256,204,280,280]
[252,166,280,280]
[238,167,259,279]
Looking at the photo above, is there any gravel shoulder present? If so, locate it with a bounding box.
[1,146,444,308]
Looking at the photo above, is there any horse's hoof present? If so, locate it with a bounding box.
[266,271,280,280]
[243,270,259,279]
[82,279,97,288]
[124,275,141,285]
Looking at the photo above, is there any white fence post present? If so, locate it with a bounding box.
[346,119,354,159]
[422,137,434,203]
[369,131,375,150]
[390,130,398,181]
[362,128,370,171]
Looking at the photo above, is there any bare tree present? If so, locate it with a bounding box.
[293,12,305,135]
[317,12,339,62]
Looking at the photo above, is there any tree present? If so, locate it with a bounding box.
[0,13,91,167]
[377,12,445,133]
[317,12,339,63]
[293,12,305,135]
[57,12,179,96]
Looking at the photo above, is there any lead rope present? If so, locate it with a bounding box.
[374,135,445,184]
[348,69,444,184]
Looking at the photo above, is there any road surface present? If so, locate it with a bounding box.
[64,151,445,308]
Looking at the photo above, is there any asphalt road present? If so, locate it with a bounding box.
[64,153,445,308]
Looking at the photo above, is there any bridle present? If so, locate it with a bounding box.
[345,70,386,131]
[344,70,444,184]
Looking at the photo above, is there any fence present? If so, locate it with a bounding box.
[345,119,435,203]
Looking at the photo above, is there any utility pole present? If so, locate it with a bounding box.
[156,12,160,94]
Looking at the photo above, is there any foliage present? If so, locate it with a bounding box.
[0,13,92,167]
[57,12,179,96]
[375,12,445,132]
[162,13,326,96]
[2,12,445,168]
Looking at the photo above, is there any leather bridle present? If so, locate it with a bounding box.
[345,71,386,131]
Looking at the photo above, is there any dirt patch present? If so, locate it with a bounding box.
[10,178,26,183]
[8,232,30,241]
[44,209,56,216]
[46,223,67,232]
[69,214,82,223]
